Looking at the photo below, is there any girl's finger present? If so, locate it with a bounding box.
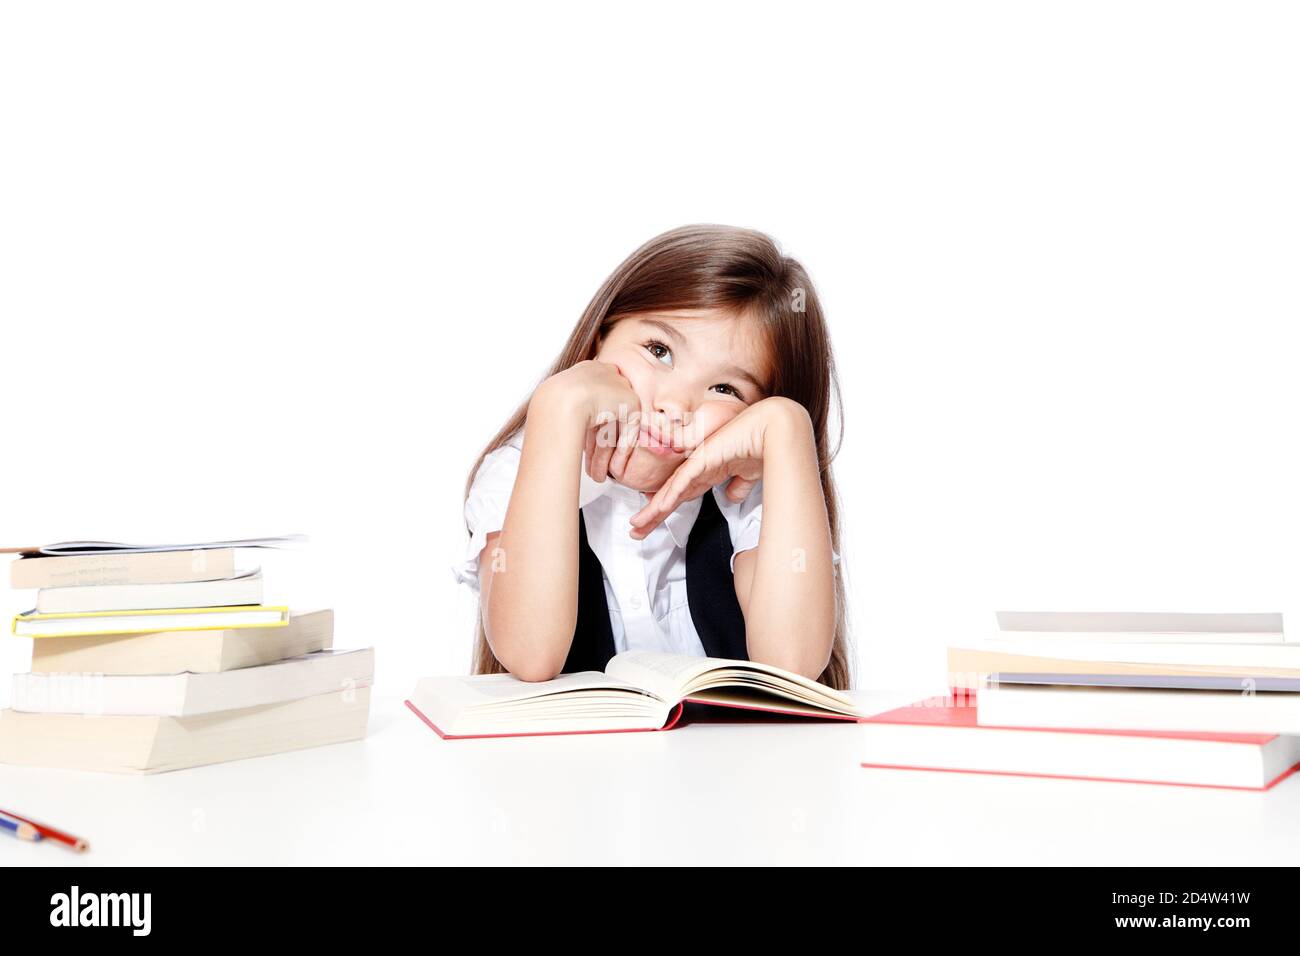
[638,476,710,536]
[608,408,641,482]
[724,475,756,501]
[634,463,686,526]
[630,458,707,535]
[584,427,598,481]
[591,411,618,481]
[592,437,615,484]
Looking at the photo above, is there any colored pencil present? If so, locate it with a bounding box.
[0,812,41,842]
[0,808,87,851]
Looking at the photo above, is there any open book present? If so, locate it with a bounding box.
[406,652,864,739]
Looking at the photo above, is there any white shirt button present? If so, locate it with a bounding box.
[628,594,642,610]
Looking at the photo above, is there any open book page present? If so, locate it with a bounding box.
[605,652,725,702]
[686,670,862,715]
[606,652,862,716]
[410,671,671,736]
[417,671,658,711]
[683,688,862,717]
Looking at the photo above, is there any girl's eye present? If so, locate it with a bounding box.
[644,340,746,401]
[644,340,673,366]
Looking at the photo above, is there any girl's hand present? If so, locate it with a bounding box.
[627,397,805,539]
[532,360,642,483]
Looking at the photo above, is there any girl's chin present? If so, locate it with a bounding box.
[615,447,678,492]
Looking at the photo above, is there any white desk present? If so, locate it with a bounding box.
[5,692,1300,866]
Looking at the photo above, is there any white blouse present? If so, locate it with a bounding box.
[451,424,840,659]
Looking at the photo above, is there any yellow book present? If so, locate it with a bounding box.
[12,605,290,639]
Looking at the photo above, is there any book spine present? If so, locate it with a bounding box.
[9,549,236,589]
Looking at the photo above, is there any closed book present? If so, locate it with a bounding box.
[0,687,370,774]
[860,695,1300,790]
[35,570,263,614]
[12,648,374,717]
[30,608,333,675]
[979,679,1300,736]
[12,605,289,639]
[947,642,1300,690]
[995,610,1284,644]
[10,548,236,590]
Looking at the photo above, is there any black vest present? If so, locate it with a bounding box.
[563,489,749,673]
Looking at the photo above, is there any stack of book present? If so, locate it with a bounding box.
[0,537,373,774]
[860,611,1300,791]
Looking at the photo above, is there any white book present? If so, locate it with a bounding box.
[949,642,1300,692]
[994,610,1285,644]
[959,639,1300,670]
[0,687,370,774]
[11,648,374,717]
[979,680,1300,736]
[35,569,264,614]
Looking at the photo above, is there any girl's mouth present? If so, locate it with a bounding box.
[638,423,681,458]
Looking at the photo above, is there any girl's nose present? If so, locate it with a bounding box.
[655,399,687,424]
[653,401,689,441]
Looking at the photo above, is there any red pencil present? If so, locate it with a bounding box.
[0,808,88,852]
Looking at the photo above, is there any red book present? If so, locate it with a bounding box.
[860,695,1300,791]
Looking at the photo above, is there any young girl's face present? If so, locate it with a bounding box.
[593,308,771,493]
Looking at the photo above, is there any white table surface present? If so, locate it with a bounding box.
[5,691,1300,866]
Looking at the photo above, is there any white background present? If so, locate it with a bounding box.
[1,1,1297,702]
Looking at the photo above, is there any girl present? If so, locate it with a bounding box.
[452,224,851,689]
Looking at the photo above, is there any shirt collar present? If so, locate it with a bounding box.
[579,468,704,549]
[512,425,703,549]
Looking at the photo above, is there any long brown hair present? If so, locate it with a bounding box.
[464,224,853,689]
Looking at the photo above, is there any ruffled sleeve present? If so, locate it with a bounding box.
[450,440,523,595]
[712,479,842,574]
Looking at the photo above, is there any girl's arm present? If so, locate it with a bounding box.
[480,363,639,681]
[477,388,585,681]
[629,397,835,681]
[731,402,836,680]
